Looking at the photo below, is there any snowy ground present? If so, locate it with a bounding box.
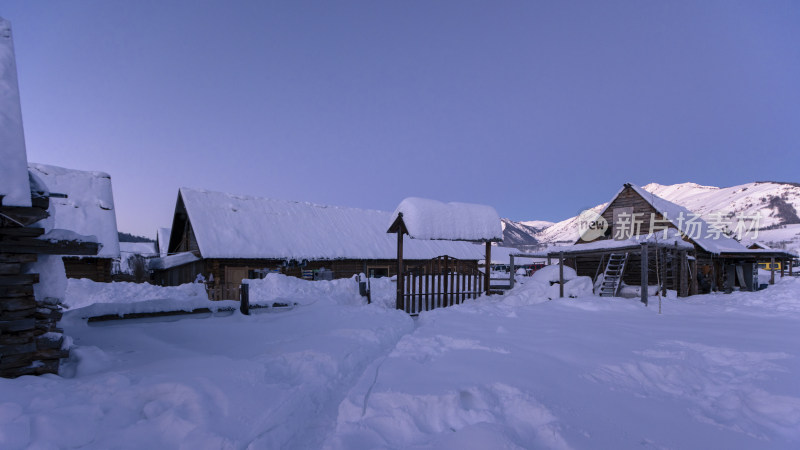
[2,275,800,449]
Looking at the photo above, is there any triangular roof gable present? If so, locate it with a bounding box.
[599,183,748,254]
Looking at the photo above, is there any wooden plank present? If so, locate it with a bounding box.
[0,227,45,238]
[396,232,404,311]
[485,242,491,296]
[679,250,689,297]
[0,238,98,256]
[425,271,430,311]
[0,206,49,226]
[770,257,775,285]
[641,244,649,306]
[0,253,37,264]
[559,252,564,298]
[0,273,39,286]
[0,262,22,275]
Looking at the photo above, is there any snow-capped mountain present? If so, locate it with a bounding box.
[502,181,800,251]
[499,218,552,251]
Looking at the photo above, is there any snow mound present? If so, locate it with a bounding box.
[64,279,208,310]
[529,264,577,284]
[244,273,365,306]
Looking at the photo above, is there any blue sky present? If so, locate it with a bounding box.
[3,1,799,237]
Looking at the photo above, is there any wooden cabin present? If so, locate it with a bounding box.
[150,188,485,299]
[28,164,121,282]
[547,183,796,299]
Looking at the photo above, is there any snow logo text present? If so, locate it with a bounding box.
[578,210,763,242]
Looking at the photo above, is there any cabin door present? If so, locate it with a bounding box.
[225,266,249,286]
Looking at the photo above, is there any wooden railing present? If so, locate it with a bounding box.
[400,255,484,315]
[206,283,240,301]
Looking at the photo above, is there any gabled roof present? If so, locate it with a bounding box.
[388,197,503,242]
[28,163,120,258]
[602,183,751,255]
[171,188,485,261]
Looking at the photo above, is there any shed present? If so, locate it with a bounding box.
[28,163,121,282]
[388,197,503,313]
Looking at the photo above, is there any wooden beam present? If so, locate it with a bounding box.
[781,259,785,278]
[509,254,515,289]
[679,250,688,297]
[641,243,649,306]
[485,242,491,295]
[770,256,775,285]
[559,252,564,298]
[0,237,98,256]
[396,232,404,311]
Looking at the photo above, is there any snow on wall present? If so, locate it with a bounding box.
[179,188,486,261]
[389,197,503,242]
[0,17,31,207]
[28,163,120,258]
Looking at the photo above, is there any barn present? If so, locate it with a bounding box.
[28,163,121,282]
[150,188,486,299]
[546,183,796,300]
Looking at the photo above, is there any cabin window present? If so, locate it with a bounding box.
[368,266,389,278]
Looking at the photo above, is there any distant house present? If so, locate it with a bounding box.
[546,183,796,297]
[28,163,121,282]
[150,188,486,298]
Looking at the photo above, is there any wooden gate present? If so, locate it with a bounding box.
[400,255,485,315]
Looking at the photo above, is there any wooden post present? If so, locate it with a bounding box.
[239,282,249,315]
[770,256,775,285]
[485,242,491,295]
[679,250,688,297]
[559,252,564,298]
[641,244,649,306]
[509,254,515,289]
[547,255,552,265]
[790,258,794,276]
[690,258,698,296]
[396,232,404,310]
[781,258,785,278]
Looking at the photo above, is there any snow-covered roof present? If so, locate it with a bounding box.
[148,251,200,270]
[29,163,120,258]
[388,197,503,242]
[0,18,31,207]
[175,188,486,261]
[599,183,752,255]
[156,227,171,256]
[555,228,695,255]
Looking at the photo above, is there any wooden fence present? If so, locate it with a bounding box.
[206,283,240,301]
[400,256,484,315]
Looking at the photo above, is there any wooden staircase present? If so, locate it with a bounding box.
[598,253,629,297]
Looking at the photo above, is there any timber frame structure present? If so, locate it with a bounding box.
[1,195,98,378]
[388,212,500,314]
